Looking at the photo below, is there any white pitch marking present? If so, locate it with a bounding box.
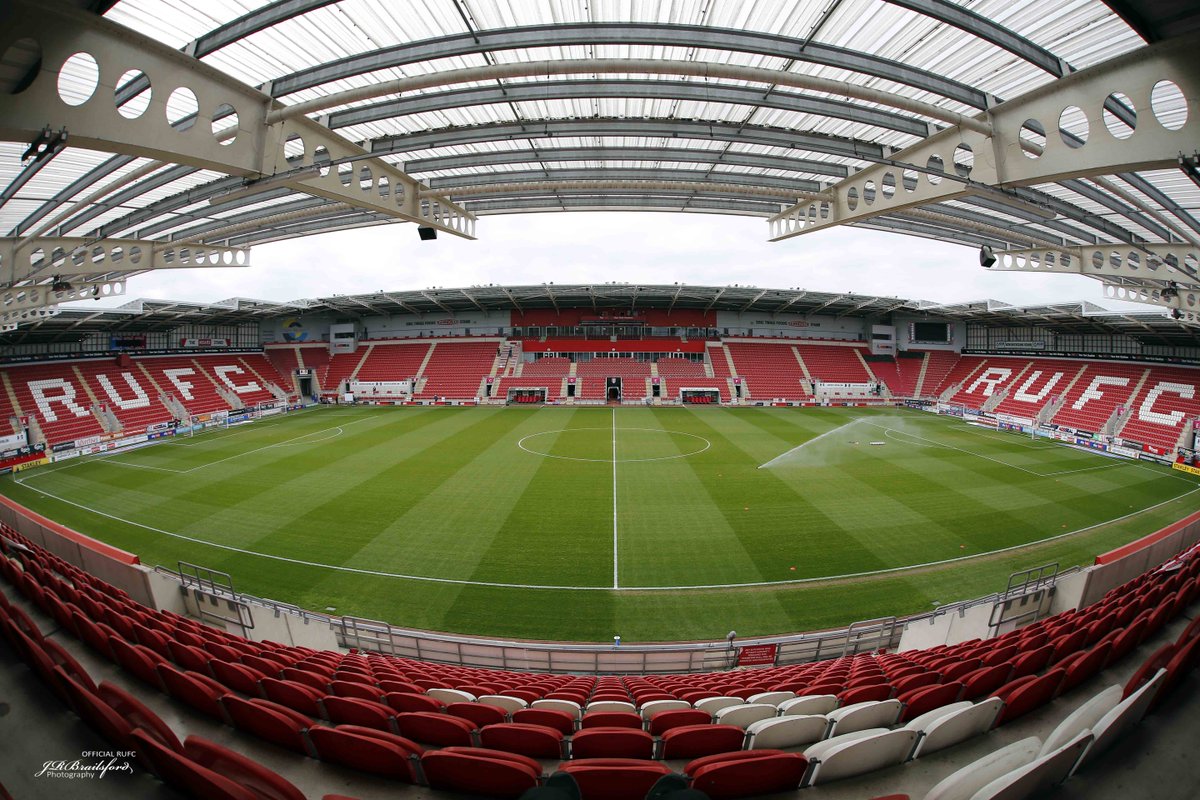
[612,407,619,590]
[516,427,710,462]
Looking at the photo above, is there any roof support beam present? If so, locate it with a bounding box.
[275,59,989,135]
[0,0,474,242]
[266,23,989,109]
[405,146,851,179]
[0,237,249,285]
[769,33,1200,243]
[326,79,934,138]
[986,244,1200,290]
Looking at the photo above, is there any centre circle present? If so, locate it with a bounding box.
[517,427,712,462]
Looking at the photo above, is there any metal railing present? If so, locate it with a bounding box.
[150,562,1079,674]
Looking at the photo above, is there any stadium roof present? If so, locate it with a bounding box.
[7,283,1199,350]
[0,0,1198,326]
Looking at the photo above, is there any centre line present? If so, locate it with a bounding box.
[612,406,619,589]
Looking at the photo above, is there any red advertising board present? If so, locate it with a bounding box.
[736,644,778,667]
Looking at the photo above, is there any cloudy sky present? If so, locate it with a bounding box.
[93,212,1141,311]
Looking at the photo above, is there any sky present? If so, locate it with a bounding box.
[87,212,1146,312]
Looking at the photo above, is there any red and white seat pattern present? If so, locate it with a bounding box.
[2,354,292,445]
[1117,366,1200,452]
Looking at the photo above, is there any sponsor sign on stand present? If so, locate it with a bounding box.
[736,644,778,667]
[1109,445,1142,459]
[1173,462,1200,477]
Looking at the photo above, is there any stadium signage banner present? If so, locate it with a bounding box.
[1109,445,1141,459]
[181,337,231,347]
[736,644,778,667]
[749,319,812,328]
[1173,462,1200,477]
[995,341,1047,350]
[0,432,26,450]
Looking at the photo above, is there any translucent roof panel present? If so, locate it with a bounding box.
[0,0,1193,303]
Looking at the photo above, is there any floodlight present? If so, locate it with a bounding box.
[979,245,996,268]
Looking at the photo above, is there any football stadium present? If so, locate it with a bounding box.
[1,1,1199,798]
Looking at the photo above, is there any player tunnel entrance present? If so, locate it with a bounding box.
[607,376,622,402]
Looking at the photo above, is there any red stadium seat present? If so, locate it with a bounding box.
[686,750,808,799]
[209,659,268,696]
[897,682,963,723]
[131,729,256,800]
[478,722,565,758]
[184,736,305,800]
[659,724,745,759]
[558,759,672,800]
[512,706,577,735]
[581,711,643,730]
[260,678,324,717]
[56,667,135,748]
[384,691,445,714]
[837,684,893,705]
[994,668,1066,725]
[571,727,655,759]
[959,663,1014,701]
[1008,643,1055,679]
[221,696,313,755]
[648,708,712,736]
[394,711,476,746]
[108,637,167,691]
[421,747,541,799]
[447,701,508,728]
[167,640,213,673]
[157,664,230,722]
[320,695,398,733]
[308,725,422,781]
[97,681,183,752]
[890,671,940,695]
[329,679,384,701]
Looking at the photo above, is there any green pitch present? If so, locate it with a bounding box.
[6,405,1197,642]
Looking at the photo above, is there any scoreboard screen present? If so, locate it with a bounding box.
[910,322,951,343]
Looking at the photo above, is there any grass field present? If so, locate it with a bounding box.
[5,405,1197,642]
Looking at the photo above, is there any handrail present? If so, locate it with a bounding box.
[147,561,1081,673]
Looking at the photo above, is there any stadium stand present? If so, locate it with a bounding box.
[869,354,924,398]
[354,341,430,383]
[988,359,1088,419]
[724,341,810,401]
[319,352,364,396]
[575,358,651,401]
[413,340,498,401]
[1050,362,1144,434]
[916,351,963,398]
[2,518,1197,799]
[1115,366,1200,453]
[795,343,873,384]
[3,361,108,444]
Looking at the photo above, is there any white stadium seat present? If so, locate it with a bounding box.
[826,699,902,736]
[531,698,582,719]
[1075,668,1166,772]
[747,690,796,706]
[779,694,839,717]
[910,698,1003,758]
[585,700,636,714]
[924,736,1042,800]
[1039,684,1121,755]
[639,699,691,720]
[971,731,1092,800]
[427,687,475,704]
[694,696,745,716]
[477,695,527,714]
[714,702,778,729]
[745,714,828,750]
[803,727,919,786]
